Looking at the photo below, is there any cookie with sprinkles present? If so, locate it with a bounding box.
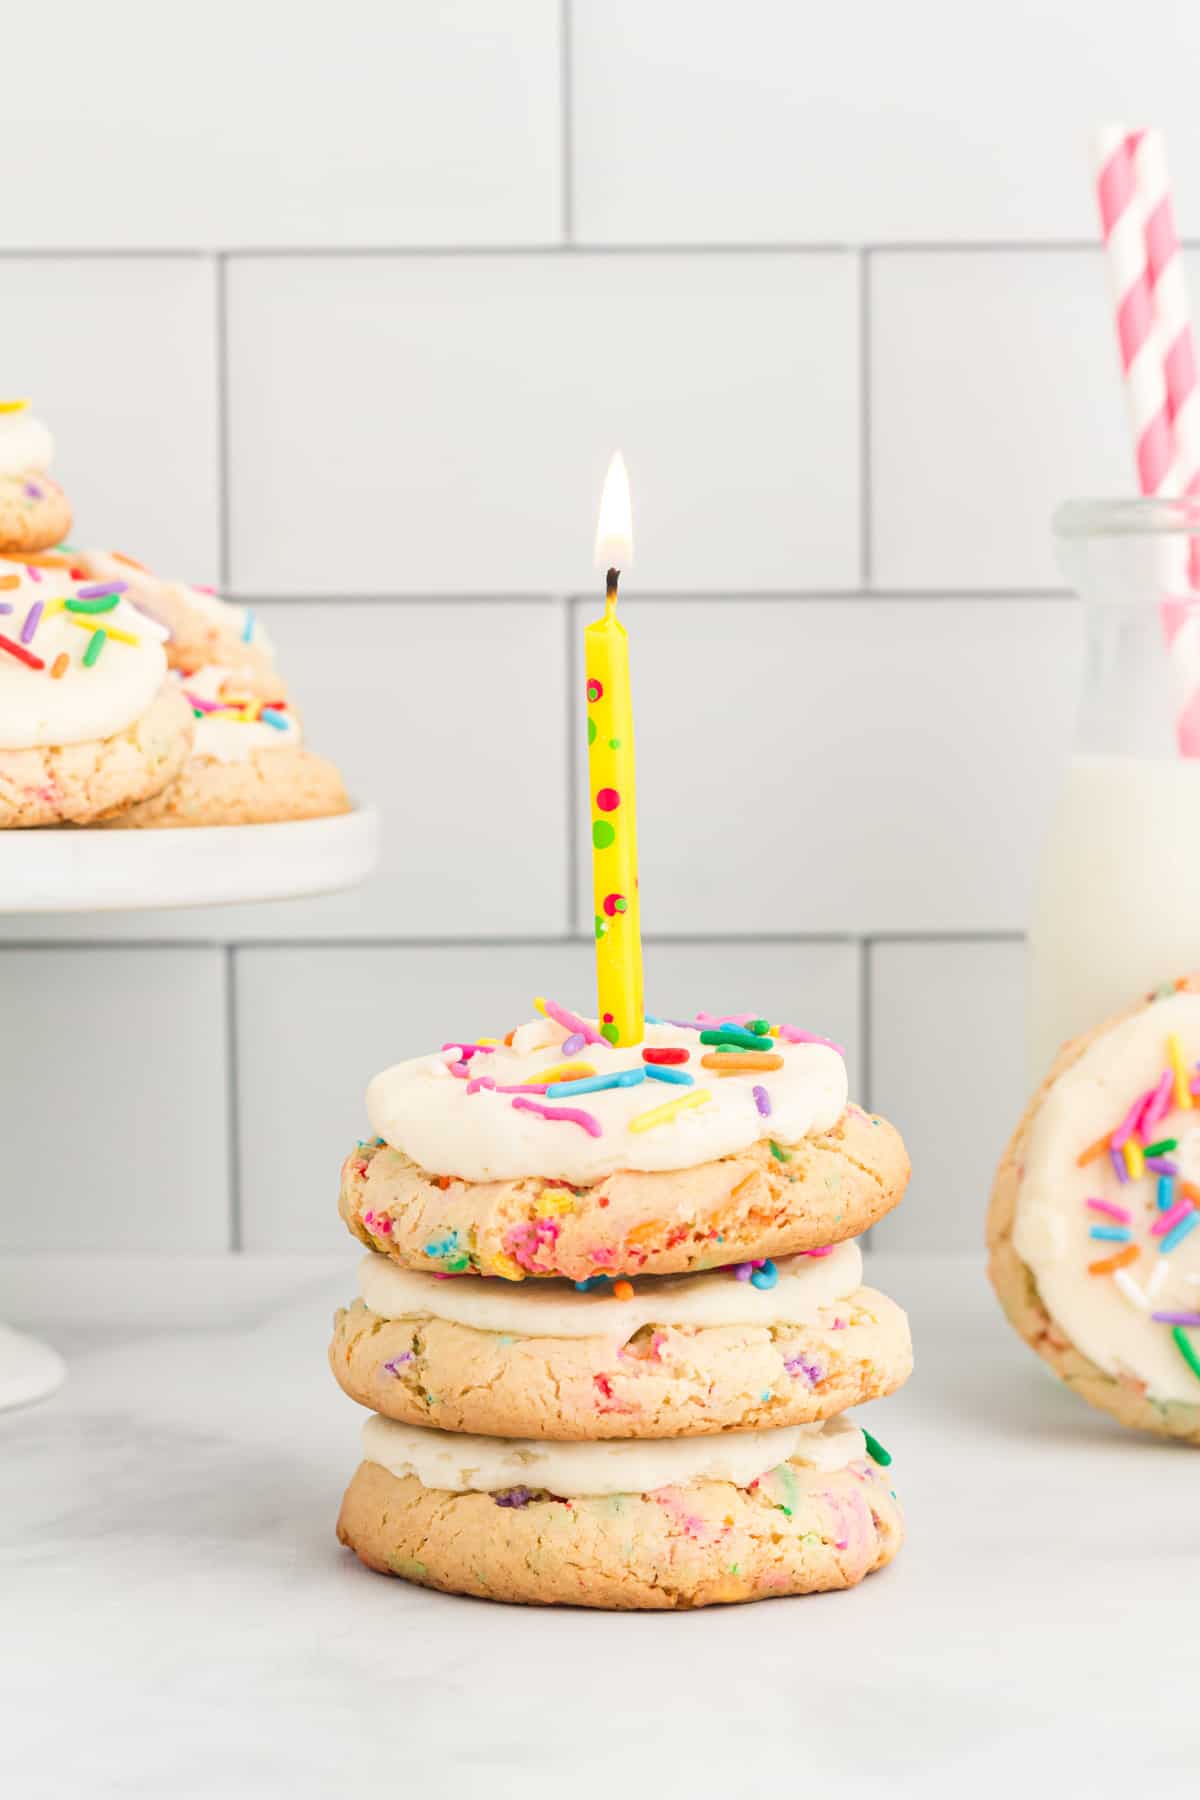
[100,665,351,828]
[339,1006,910,1281]
[989,972,1200,1440]
[331,1236,912,1438]
[0,404,72,555]
[0,556,193,827]
[72,547,276,685]
[337,1411,902,1609]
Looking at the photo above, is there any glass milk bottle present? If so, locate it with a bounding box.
[1028,498,1200,1079]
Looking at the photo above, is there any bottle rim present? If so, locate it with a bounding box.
[1055,497,1200,539]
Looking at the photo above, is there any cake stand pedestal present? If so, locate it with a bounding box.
[0,806,380,1409]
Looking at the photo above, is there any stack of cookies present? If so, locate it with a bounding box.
[0,401,350,830]
[331,1002,914,1610]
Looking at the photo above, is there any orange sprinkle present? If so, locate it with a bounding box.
[50,652,68,679]
[0,574,19,591]
[7,551,73,569]
[111,550,150,571]
[1088,1244,1140,1276]
[612,1280,634,1301]
[701,1051,785,1074]
[1076,1132,1111,1167]
[1183,1182,1200,1207]
[504,1030,516,1047]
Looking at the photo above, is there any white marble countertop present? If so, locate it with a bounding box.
[2,1251,1193,1799]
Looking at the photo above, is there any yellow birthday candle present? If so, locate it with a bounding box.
[585,452,644,1047]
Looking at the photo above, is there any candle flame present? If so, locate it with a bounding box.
[593,450,633,571]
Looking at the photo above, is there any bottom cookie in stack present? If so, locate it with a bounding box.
[337,1412,901,1611]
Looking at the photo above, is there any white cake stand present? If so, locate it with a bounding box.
[0,805,380,1408]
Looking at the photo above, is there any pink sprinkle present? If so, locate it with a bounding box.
[26,564,41,583]
[1139,1071,1175,1137]
[184,691,223,713]
[511,1096,603,1137]
[776,1023,846,1055]
[1086,1198,1133,1224]
[1153,1197,1195,1236]
[804,1245,835,1258]
[467,1075,547,1095]
[1111,1089,1153,1150]
[447,1060,471,1079]
[441,1042,494,1059]
[539,998,604,1047]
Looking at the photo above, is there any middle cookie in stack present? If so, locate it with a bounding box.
[332,1003,913,1609]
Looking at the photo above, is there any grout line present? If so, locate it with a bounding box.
[562,598,580,934]
[214,253,232,590]
[0,239,1174,262]
[235,587,1073,606]
[223,947,243,1251]
[858,938,873,1252]
[559,0,574,244]
[858,939,874,1113]
[859,248,872,588]
[2,930,1024,951]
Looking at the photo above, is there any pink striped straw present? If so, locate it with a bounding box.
[1094,124,1200,754]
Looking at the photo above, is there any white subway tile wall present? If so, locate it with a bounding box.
[0,4,1162,1253]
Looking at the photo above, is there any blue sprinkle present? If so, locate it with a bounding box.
[1089,1225,1132,1242]
[545,1068,646,1100]
[242,608,255,642]
[644,1064,694,1085]
[1161,1212,1200,1255]
[1159,1175,1176,1213]
[260,707,288,729]
[750,1259,779,1290]
[574,1274,611,1292]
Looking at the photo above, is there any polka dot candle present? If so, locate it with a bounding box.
[585,454,643,1047]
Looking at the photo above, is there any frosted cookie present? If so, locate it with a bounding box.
[103,666,350,828]
[340,1007,910,1281]
[337,1411,901,1609]
[74,548,275,682]
[0,404,71,555]
[331,1237,912,1438]
[0,558,192,827]
[989,974,1200,1441]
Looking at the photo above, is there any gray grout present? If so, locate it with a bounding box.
[859,249,872,588]
[214,254,232,591]
[237,588,1072,606]
[562,598,580,933]
[7,239,1198,262]
[559,0,574,245]
[4,931,1026,952]
[223,946,243,1251]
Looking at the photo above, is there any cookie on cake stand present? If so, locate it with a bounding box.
[0,557,193,827]
[0,403,72,555]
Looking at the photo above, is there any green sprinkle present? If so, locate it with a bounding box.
[862,1429,892,1467]
[445,1255,470,1272]
[1144,1138,1179,1157]
[699,1026,774,1051]
[608,737,621,749]
[728,1563,740,1575]
[748,1018,771,1036]
[82,629,106,667]
[1172,1327,1200,1384]
[600,1022,619,1045]
[769,1140,791,1162]
[776,1503,793,1517]
[65,594,120,614]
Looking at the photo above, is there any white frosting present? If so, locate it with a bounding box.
[357,1240,862,1338]
[366,1018,847,1182]
[1015,991,1200,1401]
[0,409,52,478]
[81,548,274,656]
[180,666,300,765]
[0,559,169,748]
[361,1411,866,1496]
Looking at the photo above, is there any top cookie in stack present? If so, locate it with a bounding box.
[333,1000,914,1610]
